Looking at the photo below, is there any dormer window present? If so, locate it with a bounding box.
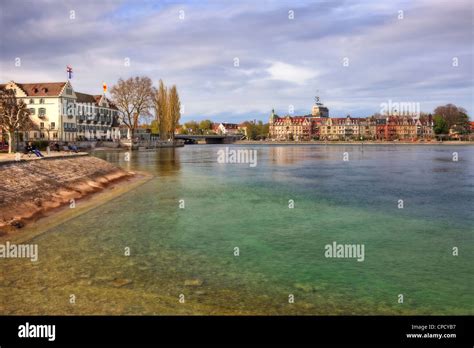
[33,88,39,93]
[42,88,48,93]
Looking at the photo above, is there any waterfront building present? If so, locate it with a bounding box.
[375,116,433,141]
[2,81,77,141]
[2,80,120,142]
[269,98,330,141]
[319,116,367,140]
[269,99,434,141]
[215,122,240,135]
[75,92,120,141]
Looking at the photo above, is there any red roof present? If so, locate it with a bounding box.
[14,82,67,97]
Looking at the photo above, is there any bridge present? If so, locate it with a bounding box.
[174,134,244,144]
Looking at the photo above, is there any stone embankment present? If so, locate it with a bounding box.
[0,155,132,230]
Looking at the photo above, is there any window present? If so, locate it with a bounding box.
[38,108,46,117]
[28,108,35,115]
[51,122,55,130]
[29,99,34,104]
[39,98,45,104]
[40,122,44,129]
[66,88,73,95]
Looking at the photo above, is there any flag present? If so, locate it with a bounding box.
[66,65,73,79]
[103,82,107,93]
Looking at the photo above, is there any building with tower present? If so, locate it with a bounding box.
[269,97,329,140]
[269,97,434,141]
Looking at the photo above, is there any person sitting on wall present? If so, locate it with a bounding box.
[25,142,44,158]
[23,143,32,157]
[51,142,61,152]
[68,142,79,153]
[32,142,45,158]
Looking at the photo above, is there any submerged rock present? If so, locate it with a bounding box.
[184,279,203,287]
[294,283,317,293]
[111,278,132,288]
[77,279,93,286]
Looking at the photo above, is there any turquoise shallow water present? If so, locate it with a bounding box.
[1,145,473,314]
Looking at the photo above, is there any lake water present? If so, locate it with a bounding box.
[1,144,473,315]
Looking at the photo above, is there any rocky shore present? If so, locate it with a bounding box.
[0,155,134,233]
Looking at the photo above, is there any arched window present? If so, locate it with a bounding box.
[39,98,45,104]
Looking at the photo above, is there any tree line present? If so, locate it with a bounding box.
[176,119,269,140]
[110,76,181,141]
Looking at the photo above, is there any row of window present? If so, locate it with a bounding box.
[77,125,113,132]
[39,122,55,129]
[33,132,58,139]
[29,98,45,104]
[28,108,46,116]
[76,106,117,117]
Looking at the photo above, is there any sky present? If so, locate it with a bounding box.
[0,0,472,123]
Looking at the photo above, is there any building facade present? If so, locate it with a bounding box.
[215,122,241,135]
[269,101,434,141]
[269,101,329,141]
[2,81,120,142]
[75,92,120,141]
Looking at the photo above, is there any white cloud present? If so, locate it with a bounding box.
[266,61,319,85]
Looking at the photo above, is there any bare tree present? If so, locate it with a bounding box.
[0,88,32,153]
[110,76,154,141]
[132,76,154,130]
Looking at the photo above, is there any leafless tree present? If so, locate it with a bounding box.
[0,88,32,153]
[110,76,154,140]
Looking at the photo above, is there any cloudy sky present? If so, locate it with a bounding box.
[0,0,472,122]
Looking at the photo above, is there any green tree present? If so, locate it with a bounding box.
[184,121,199,134]
[199,120,213,134]
[154,79,168,140]
[243,121,258,140]
[150,119,159,134]
[168,85,181,140]
[433,104,469,132]
[433,115,448,134]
